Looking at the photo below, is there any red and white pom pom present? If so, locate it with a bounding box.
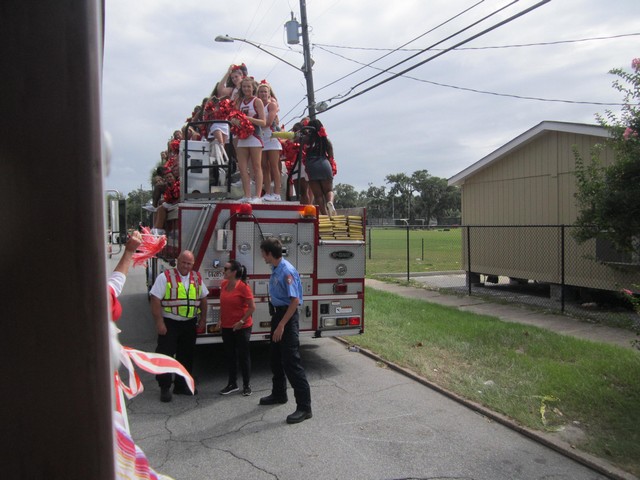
[132,227,167,267]
[228,110,255,139]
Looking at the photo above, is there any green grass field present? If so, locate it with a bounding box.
[366,227,463,275]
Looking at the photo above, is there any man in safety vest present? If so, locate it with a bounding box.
[150,250,208,402]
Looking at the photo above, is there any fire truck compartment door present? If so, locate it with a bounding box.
[316,243,365,279]
[250,222,297,276]
[295,222,315,275]
[234,219,315,276]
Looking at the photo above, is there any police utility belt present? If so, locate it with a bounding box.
[269,302,289,315]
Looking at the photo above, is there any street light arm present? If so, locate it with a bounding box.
[215,0,316,121]
[214,34,302,72]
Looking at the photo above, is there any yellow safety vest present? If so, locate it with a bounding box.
[161,269,202,318]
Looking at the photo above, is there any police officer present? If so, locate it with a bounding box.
[150,250,208,402]
[259,237,312,424]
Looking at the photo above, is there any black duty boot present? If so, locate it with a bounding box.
[286,409,312,424]
[259,394,288,405]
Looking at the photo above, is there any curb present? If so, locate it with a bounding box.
[333,337,638,480]
[370,271,465,278]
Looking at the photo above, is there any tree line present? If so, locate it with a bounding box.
[334,170,461,225]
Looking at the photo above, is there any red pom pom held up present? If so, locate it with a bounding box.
[133,227,167,267]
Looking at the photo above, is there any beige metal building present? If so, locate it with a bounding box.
[448,121,638,293]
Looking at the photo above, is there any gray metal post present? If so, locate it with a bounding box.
[467,226,472,296]
[406,221,410,282]
[561,225,566,312]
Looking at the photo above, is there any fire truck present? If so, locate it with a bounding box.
[147,122,366,344]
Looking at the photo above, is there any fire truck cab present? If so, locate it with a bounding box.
[147,126,366,344]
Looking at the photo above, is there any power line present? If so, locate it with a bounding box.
[256,3,632,121]
[329,51,623,105]
[241,29,634,121]
[283,1,550,120]
[315,32,640,52]
[280,97,308,125]
[315,44,627,107]
[315,0,486,93]
[320,0,552,114]
[345,0,521,96]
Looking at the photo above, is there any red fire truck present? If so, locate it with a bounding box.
[147,127,366,344]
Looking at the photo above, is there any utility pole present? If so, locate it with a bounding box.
[226,1,316,119]
[299,0,316,120]
[6,1,114,477]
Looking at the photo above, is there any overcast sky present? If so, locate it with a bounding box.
[102,0,640,196]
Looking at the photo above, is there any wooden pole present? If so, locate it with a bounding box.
[1,1,114,477]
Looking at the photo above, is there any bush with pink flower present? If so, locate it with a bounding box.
[574,58,640,257]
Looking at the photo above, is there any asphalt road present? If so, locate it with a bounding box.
[114,256,611,480]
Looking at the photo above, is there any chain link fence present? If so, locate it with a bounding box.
[366,225,463,278]
[367,225,640,328]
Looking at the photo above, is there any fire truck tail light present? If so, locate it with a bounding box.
[333,283,348,293]
[209,287,221,298]
[323,316,361,328]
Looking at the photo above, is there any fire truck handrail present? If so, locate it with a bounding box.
[184,204,214,254]
[318,240,365,245]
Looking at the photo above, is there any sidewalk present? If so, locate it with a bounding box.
[366,278,639,350]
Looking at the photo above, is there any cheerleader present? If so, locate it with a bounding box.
[233,77,266,203]
[217,63,247,101]
[300,119,336,216]
[257,81,283,201]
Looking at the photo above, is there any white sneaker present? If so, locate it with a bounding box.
[238,197,251,203]
[266,193,281,202]
[326,202,337,217]
[250,197,262,204]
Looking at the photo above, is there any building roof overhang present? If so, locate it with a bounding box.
[448,121,609,186]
